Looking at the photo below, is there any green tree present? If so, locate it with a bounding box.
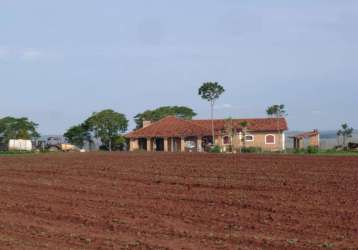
[266,104,287,132]
[266,104,286,118]
[112,135,127,151]
[0,117,40,144]
[337,123,354,148]
[64,123,91,148]
[198,82,225,145]
[134,106,197,129]
[86,109,128,151]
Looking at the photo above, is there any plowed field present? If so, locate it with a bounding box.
[0,153,357,249]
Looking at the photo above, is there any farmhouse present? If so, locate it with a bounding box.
[126,116,288,152]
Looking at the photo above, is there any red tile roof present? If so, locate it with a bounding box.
[125,116,211,139]
[289,130,319,139]
[125,116,288,139]
[192,118,288,133]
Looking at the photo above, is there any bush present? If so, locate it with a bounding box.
[306,146,319,154]
[210,145,222,153]
[241,147,262,153]
[0,150,33,155]
[293,148,305,154]
[324,148,337,154]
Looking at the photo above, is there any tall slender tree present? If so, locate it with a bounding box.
[337,123,354,148]
[337,131,342,146]
[239,121,249,150]
[198,82,225,145]
[266,104,287,132]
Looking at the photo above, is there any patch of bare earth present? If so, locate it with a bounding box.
[0,153,357,249]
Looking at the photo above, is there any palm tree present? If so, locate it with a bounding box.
[198,82,225,145]
[336,130,342,146]
[266,104,286,132]
[337,123,354,148]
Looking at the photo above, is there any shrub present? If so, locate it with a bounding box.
[294,148,305,154]
[306,146,319,154]
[324,148,337,154]
[241,147,262,153]
[210,145,222,153]
[0,150,33,155]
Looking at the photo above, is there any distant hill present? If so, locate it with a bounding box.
[319,130,358,139]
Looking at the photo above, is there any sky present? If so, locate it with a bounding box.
[1,0,357,134]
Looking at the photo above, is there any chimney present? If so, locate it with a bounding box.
[143,120,152,128]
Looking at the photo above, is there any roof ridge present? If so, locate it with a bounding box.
[125,116,288,138]
[193,117,286,121]
[125,116,188,137]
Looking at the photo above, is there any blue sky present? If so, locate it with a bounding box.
[1,0,357,134]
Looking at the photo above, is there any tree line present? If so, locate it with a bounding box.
[62,106,199,151]
[0,82,354,151]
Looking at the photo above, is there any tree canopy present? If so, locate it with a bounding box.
[134,106,197,129]
[337,123,354,147]
[0,117,40,144]
[64,123,91,148]
[198,82,225,104]
[85,109,128,151]
[266,104,286,118]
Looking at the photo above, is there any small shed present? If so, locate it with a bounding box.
[290,130,320,149]
[8,139,33,151]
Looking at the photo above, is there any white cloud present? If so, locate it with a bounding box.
[21,48,43,60]
[311,110,323,115]
[0,46,44,61]
[0,46,11,59]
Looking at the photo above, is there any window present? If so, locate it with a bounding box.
[265,134,275,144]
[223,136,231,145]
[245,135,254,142]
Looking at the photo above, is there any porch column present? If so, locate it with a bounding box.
[239,132,243,147]
[197,137,202,152]
[171,138,175,152]
[181,137,185,152]
[282,133,286,151]
[217,135,222,147]
[153,138,157,151]
[299,139,304,149]
[130,139,139,151]
[164,137,168,152]
[147,138,151,152]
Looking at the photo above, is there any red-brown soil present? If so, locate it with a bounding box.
[0,153,357,250]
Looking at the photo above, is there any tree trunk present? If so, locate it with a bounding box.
[243,129,246,148]
[343,135,346,148]
[276,114,280,135]
[109,140,112,152]
[211,101,215,146]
